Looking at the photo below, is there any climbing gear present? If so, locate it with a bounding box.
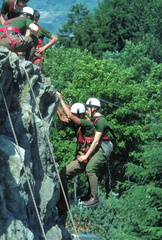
[86,98,101,108]
[93,116,110,140]
[33,55,44,64]
[21,6,34,19]
[86,98,101,116]
[33,10,40,21]
[76,118,94,163]
[77,126,94,145]
[93,116,117,140]
[37,37,43,48]
[93,116,115,158]
[83,194,99,207]
[71,103,86,115]
[0,16,22,51]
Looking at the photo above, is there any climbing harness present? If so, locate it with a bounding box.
[0,87,48,240]
[33,55,44,64]
[0,16,22,51]
[77,125,94,146]
[37,36,43,48]
[76,126,94,163]
[93,116,117,140]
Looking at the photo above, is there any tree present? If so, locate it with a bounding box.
[57,3,90,48]
[45,46,161,190]
[57,0,162,60]
[113,122,162,240]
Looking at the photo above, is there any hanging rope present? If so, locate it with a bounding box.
[0,87,48,240]
[23,67,80,239]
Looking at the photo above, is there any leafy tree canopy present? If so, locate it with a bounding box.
[58,0,162,60]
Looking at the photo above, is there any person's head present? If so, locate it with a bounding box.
[71,103,86,118]
[21,6,34,20]
[33,10,40,24]
[16,0,29,8]
[85,98,101,117]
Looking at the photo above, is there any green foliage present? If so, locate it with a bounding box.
[66,192,118,239]
[57,3,91,48]
[44,35,162,239]
[58,0,162,60]
[112,184,162,240]
[45,46,162,175]
[114,123,162,239]
[50,124,76,168]
[67,182,162,239]
[116,41,157,81]
[125,123,162,186]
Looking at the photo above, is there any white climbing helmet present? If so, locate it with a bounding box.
[71,103,86,114]
[22,7,34,17]
[86,98,101,108]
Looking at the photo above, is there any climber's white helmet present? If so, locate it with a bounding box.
[86,98,101,108]
[71,103,86,114]
[22,6,34,18]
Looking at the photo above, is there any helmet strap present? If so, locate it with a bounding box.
[91,107,99,117]
[90,108,95,117]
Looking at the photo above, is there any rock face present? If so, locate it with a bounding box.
[0,47,64,239]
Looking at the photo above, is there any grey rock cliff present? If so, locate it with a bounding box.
[0,46,65,240]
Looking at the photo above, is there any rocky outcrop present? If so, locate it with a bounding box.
[0,47,69,240]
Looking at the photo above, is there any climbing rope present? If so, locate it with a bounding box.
[0,87,48,240]
[23,67,80,239]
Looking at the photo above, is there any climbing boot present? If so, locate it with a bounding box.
[83,194,99,207]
